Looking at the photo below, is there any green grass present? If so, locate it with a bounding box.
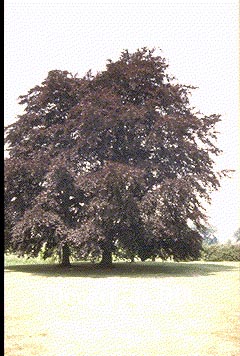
[4,253,238,278]
[4,253,57,266]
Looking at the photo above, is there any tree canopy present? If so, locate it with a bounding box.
[233,227,240,242]
[4,47,229,266]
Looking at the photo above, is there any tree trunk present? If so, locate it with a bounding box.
[100,248,113,267]
[60,244,71,266]
[130,254,135,263]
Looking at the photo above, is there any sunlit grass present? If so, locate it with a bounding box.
[5,259,240,356]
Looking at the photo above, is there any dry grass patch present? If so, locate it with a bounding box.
[4,261,240,356]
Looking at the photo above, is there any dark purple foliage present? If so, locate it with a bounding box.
[4,48,230,265]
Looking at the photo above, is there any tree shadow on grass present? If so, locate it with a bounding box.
[4,261,239,278]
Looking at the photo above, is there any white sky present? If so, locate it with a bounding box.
[4,0,239,242]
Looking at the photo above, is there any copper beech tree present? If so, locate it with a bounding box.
[4,48,229,266]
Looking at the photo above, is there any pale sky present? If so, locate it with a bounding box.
[4,0,239,242]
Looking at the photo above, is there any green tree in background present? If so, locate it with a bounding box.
[233,227,240,242]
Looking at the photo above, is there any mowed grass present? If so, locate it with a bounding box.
[4,256,240,356]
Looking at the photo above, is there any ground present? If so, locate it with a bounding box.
[4,260,240,356]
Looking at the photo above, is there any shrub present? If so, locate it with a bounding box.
[201,243,240,261]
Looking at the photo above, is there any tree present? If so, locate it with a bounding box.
[199,225,218,245]
[202,243,240,261]
[4,70,89,265]
[4,48,230,266]
[233,227,240,242]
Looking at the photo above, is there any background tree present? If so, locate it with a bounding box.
[201,243,240,262]
[4,48,230,266]
[233,227,240,242]
[198,225,218,245]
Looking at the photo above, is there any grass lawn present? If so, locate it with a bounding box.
[4,257,240,356]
